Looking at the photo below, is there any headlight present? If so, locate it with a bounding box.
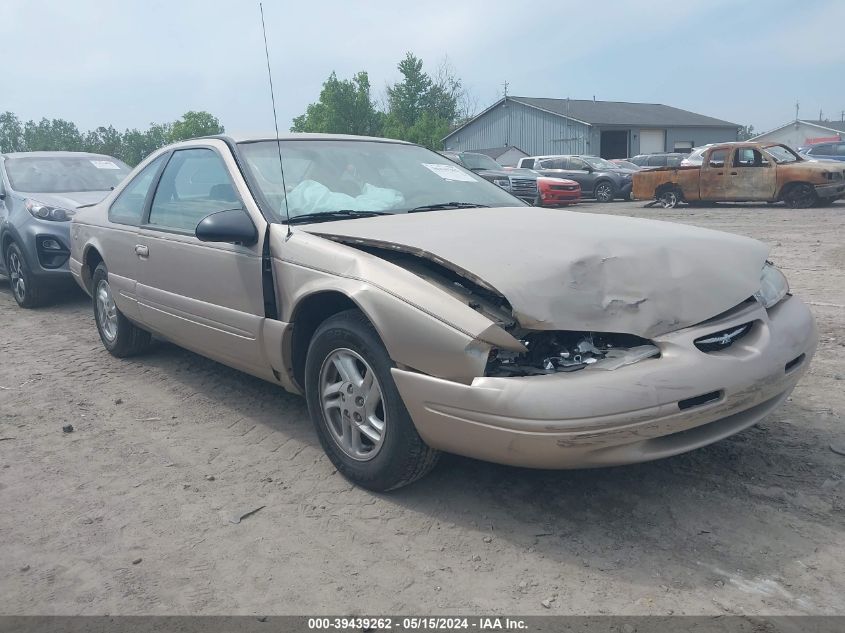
[754,262,789,308]
[25,198,75,222]
[492,178,511,190]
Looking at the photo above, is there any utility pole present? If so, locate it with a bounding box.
[503,80,509,98]
[795,101,800,121]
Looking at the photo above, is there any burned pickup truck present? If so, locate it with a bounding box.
[633,142,845,208]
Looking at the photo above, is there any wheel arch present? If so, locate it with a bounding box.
[287,289,378,392]
[654,181,684,201]
[776,180,815,201]
[80,243,104,295]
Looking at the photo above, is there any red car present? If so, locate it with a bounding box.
[537,177,581,206]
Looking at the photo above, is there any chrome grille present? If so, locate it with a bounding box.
[510,178,538,197]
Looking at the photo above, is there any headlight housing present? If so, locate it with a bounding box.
[754,262,789,308]
[491,178,511,190]
[25,198,75,222]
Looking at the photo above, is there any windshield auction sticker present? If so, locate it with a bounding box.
[422,163,477,182]
[90,160,121,169]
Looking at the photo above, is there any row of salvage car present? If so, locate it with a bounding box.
[0,135,821,490]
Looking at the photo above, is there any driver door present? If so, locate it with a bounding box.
[134,145,272,378]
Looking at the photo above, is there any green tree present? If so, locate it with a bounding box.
[170,111,224,142]
[83,125,123,157]
[291,71,383,136]
[738,124,756,141]
[23,118,83,151]
[0,111,24,152]
[383,53,434,139]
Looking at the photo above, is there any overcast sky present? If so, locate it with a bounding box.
[3,0,844,137]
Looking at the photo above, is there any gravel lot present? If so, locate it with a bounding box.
[1,200,843,616]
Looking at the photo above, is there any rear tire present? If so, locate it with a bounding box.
[656,186,682,209]
[4,242,47,308]
[304,309,439,491]
[92,263,152,357]
[782,183,817,209]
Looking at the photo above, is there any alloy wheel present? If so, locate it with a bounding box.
[95,279,119,343]
[7,250,26,303]
[658,189,680,208]
[595,183,613,202]
[319,348,386,461]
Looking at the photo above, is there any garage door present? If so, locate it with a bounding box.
[640,129,666,154]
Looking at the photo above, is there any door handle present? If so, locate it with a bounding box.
[730,171,738,176]
[134,244,149,258]
[717,172,724,176]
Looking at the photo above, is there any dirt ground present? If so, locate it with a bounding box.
[1,200,843,616]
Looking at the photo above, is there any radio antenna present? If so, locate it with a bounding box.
[259,2,292,236]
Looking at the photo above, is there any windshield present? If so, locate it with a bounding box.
[5,156,130,193]
[238,140,525,222]
[582,156,619,170]
[459,152,502,170]
[764,145,801,164]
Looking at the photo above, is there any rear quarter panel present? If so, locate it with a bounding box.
[633,166,701,200]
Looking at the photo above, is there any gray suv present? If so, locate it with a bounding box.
[0,151,130,307]
[518,155,634,202]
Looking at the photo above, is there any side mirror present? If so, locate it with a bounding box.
[195,208,258,246]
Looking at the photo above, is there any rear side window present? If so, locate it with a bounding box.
[109,154,167,226]
[835,144,845,155]
[148,149,240,232]
[649,156,668,166]
[521,158,535,169]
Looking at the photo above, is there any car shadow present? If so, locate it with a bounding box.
[131,338,839,598]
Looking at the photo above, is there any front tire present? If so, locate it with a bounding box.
[304,309,439,491]
[92,263,152,357]
[5,242,46,308]
[782,183,817,209]
[657,186,682,209]
[593,181,615,203]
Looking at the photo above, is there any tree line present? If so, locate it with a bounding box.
[0,52,473,164]
[292,52,475,149]
[0,110,224,166]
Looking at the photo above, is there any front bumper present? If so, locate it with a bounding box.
[618,181,633,198]
[393,295,817,469]
[815,181,845,199]
[5,216,72,282]
[539,188,581,207]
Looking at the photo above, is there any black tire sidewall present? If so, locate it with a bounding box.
[6,242,40,308]
[304,310,430,491]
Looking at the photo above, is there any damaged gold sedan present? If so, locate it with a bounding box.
[69,134,818,490]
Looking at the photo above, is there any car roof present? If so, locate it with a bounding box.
[213,133,412,145]
[0,150,122,160]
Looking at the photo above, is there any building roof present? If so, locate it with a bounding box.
[801,120,845,133]
[509,97,739,127]
[472,146,528,159]
[444,97,739,141]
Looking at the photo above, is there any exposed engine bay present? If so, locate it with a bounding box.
[485,331,659,377]
[326,239,662,377]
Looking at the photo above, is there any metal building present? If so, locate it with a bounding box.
[750,119,845,149]
[443,96,740,159]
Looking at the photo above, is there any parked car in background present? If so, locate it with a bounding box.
[610,159,642,171]
[0,151,130,307]
[441,150,579,206]
[440,150,541,204]
[536,176,581,206]
[798,141,845,162]
[70,134,816,491]
[628,153,686,168]
[680,145,715,166]
[633,142,845,208]
[518,155,634,202]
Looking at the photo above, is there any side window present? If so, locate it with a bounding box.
[708,149,728,168]
[835,144,845,155]
[650,156,668,166]
[734,149,770,167]
[549,159,567,169]
[109,154,167,225]
[521,158,535,169]
[810,144,831,156]
[148,148,240,232]
[568,158,588,170]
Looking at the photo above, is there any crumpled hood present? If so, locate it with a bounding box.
[19,190,111,209]
[304,207,769,338]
